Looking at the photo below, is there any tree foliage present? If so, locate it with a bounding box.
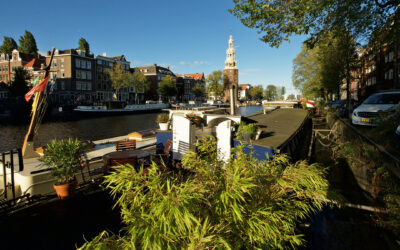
[229,0,398,48]
[80,136,328,249]
[107,63,127,99]
[206,70,224,99]
[292,31,358,100]
[129,70,150,103]
[192,83,205,99]
[249,85,264,100]
[9,67,30,97]
[78,38,90,55]
[158,75,177,101]
[18,30,38,55]
[0,36,18,54]
[264,84,277,100]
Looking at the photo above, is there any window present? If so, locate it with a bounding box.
[60,70,65,78]
[87,72,92,80]
[81,82,86,90]
[87,61,91,69]
[109,62,113,67]
[87,82,92,90]
[76,59,81,68]
[97,60,102,65]
[97,74,101,80]
[385,69,394,80]
[81,71,86,80]
[76,81,82,90]
[61,81,65,90]
[61,58,64,68]
[81,61,86,69]
[76,70,81,79]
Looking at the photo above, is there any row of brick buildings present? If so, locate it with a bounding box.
[341,42,400,102]
[0,48,206,104]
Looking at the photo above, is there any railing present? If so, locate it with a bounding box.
[0,148,28,210]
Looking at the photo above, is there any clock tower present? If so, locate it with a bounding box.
[223,34,238,105]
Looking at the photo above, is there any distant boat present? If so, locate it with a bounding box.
[73,103,170,114]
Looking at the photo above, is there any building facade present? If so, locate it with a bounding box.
[223,35,239,104]
[238,84,251,100]
[95,53,131,102]
[46,49,96,104]
[0,49,45,85]
[135,64,176,101]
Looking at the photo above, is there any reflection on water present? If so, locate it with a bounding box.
[238,105,263,116]
[0,113,159,152]
[0,106,263,151]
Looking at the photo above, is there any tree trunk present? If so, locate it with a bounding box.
[346,62,352,119]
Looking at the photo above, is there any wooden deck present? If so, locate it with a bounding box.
[247,108,309,150]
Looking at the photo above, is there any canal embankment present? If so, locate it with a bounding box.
[305,110,400,249]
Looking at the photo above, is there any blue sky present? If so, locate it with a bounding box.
[1,0,306,94]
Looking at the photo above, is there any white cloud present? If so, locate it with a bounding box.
[178,60,210,66]
[160,63,177,70]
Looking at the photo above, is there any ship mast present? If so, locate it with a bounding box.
[22,48,56,158]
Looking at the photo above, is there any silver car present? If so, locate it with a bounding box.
[352,91,400,126]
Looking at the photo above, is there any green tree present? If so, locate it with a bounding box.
[158,75,177,102]
[206,70,224,99]
[78,38,90,55]
[249,85,264,100]
[192,83,205,100]
[18,30,38,55]
[0,36,18,54]
[9,67,30,97]
[229,0,397,48]
[264,85,277,100]
[80,136,328,249]
[128,70,150,103]
[107,63,128,100]
[292,44,323,99]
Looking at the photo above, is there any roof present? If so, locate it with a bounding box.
[24,57,45,69]
[239,84,251,90]
[184,73,204,80]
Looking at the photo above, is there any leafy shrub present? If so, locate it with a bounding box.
[80,136,328,249]
[157,113,169,123]
[235,122,257,140]
[39,138,83,184]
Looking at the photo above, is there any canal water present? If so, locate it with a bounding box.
[0,106,263,152]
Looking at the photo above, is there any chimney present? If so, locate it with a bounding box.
[103,52,107,57]
[167,66,170,69]
[153,63,157,67]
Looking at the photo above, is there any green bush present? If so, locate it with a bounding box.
[235,122,257,140]
[80,136,328,249]
[157,113,170,123]
[39,138,83,184]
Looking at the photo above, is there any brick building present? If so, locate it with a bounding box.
[95,53,131,102]
[45,49,96,104]
[0,49,45,85]
[135,64,176,101]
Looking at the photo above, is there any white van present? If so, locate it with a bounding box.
[352,91,400,126]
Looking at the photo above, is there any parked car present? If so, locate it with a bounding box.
[328,99,346,109]
[352,91,400,126]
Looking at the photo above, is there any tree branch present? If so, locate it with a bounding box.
[374,0,398,9]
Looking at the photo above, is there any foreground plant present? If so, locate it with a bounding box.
[80,136,328,249]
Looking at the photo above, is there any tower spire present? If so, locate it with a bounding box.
[224,34,237,69]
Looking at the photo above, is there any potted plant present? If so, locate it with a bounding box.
[157,113,170,130]
[39,138,84,199]
[236,122,257,141]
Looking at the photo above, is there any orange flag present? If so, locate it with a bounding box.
[25,76,49,102]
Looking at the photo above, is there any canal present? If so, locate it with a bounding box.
[0,106,263,152]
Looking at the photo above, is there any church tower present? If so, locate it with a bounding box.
[223,34,239,104]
